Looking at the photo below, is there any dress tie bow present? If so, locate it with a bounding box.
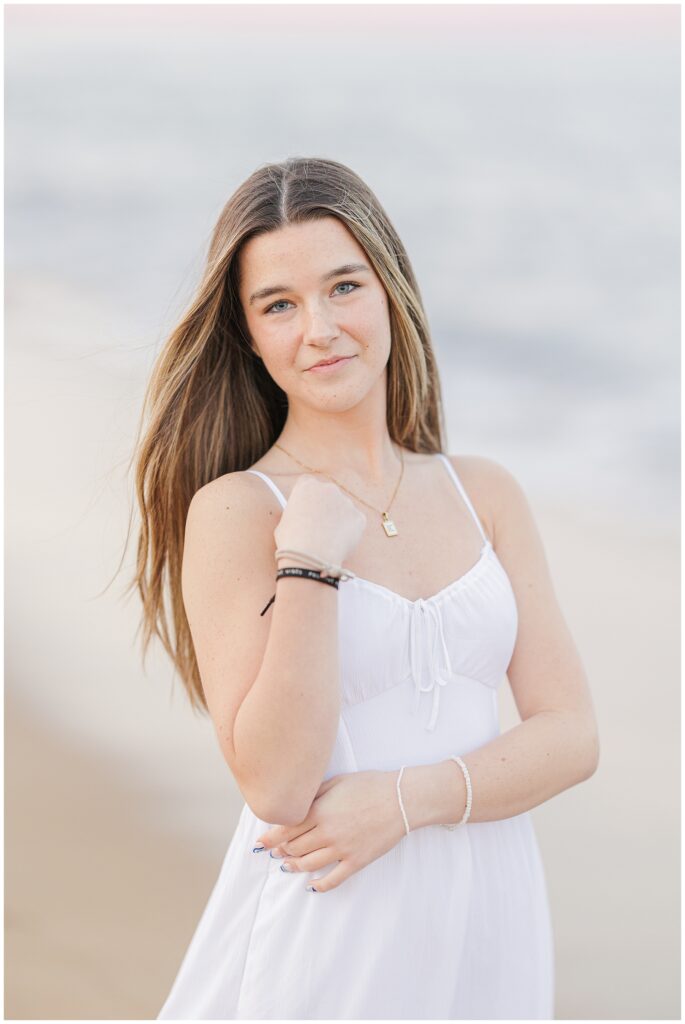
[404,598,454,731]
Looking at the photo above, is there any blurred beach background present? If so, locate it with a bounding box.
[4,3,680,1019]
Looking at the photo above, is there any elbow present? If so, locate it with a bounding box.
[249,795,310,828]
[547,708,600,782]
[239,778,311,827]
[257,783,314,826]
[228,753,311,827]
[579,717,601,781]
[228,743,323,827]
[268,808,310,828]
[586,735,601,779]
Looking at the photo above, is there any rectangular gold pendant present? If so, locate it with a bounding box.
[381,512,398,537]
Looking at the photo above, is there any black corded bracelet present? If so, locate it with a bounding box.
[259,566,340,616]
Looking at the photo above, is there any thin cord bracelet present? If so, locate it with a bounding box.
[396,766,411,835]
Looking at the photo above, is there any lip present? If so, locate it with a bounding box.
[306,355,356,374]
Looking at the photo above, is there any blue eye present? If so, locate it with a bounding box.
[264,281,360,315]
[266,300,292,314]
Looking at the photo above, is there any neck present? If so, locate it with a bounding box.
[274,378,403,489]
[274,432,402,490]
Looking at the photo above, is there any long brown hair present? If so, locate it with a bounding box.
[124,156,446,714]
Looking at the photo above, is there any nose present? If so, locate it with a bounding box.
[301,301,340,347]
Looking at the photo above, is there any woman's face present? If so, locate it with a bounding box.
[237,216,392,409]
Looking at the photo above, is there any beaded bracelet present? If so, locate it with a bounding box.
[440,755,472,829]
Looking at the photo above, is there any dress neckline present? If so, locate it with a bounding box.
[345,539,494,606]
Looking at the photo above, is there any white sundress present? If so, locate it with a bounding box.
[157,452,555,1020]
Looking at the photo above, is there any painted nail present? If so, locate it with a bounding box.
[252,844,265,852]
[269,849,284,859]
[280,863,294,873]
[305,885,318,892]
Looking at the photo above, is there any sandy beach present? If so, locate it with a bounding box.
[6,692,230,1020]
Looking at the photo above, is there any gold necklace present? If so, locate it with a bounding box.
[273,441,404,537]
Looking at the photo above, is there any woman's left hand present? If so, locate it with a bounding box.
[252,770,407,893]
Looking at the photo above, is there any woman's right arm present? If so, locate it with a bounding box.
[180,473,342,826]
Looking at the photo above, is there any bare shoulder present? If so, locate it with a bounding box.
[445,453,523,546]
[188,468,281,523]
[183,470,282,599]
[446,452,520,493]
[446,452,549,578]
[182,468,281,646]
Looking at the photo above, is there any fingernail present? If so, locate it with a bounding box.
[280,862,294,873]
[252,844,265,853]
[306,885,318,892]
[269,849,284,859]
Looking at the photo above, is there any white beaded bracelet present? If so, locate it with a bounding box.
[440,754,472,829]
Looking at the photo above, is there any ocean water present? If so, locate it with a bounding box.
[5,6,679,528]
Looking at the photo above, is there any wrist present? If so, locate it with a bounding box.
[394,760,467,831]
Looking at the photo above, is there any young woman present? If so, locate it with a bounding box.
[132,156,599,1019]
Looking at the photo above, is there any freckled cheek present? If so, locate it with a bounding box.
[259,330,300,372]
[349,309,390,350]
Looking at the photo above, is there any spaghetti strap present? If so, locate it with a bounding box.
[244,469,287,509]
[435,453,490,546]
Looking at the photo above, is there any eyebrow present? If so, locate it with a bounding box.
[248,263,371,306]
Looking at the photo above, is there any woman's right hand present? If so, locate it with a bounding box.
[273,474,367,568]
